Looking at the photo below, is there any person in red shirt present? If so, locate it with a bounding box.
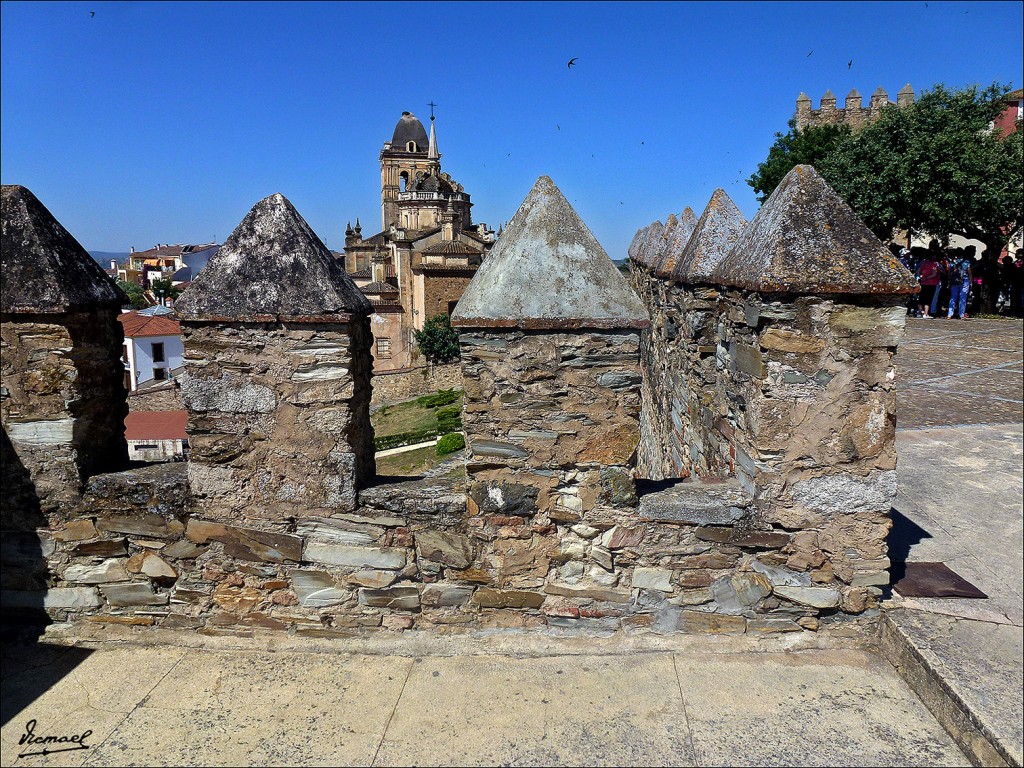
[916,244,942,318]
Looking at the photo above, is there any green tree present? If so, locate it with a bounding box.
[820,83,1023,257]
[150,277,181,305]
[413,314,460,363]
[116,279,148,309]
[747,119,852,202]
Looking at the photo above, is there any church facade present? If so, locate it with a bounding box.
[342,111,495,372]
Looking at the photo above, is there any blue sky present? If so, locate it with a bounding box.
[2,1,1021,256]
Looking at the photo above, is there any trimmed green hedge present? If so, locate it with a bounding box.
[435,405,461,434]
[416,388,461,408]
[436,433,466,456]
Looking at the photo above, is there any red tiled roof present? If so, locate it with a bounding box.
[124,410,188,441]
[361,280,399,294]
[423,240,481,255]
[119,311,181,337]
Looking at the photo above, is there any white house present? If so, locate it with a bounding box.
[119,311,184,391]
[124,410,189,462]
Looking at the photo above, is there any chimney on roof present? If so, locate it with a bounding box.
[130,246,135,253]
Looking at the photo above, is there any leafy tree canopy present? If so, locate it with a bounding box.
[821,82,1022,255]
[749,83,1023,256]
[116,279,148,309]
[747,119,852,203]
[150,277,181,303]
[413,314,460,363]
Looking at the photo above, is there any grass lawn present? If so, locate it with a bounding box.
[371,391,464,438]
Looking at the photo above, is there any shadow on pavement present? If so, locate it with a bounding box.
[884,506,933,599]
[1,426,94,727]
[0,638,92,727]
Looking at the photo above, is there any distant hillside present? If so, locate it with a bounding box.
[90,251,130,266]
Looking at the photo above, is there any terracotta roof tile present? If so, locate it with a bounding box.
[124,410,188,441]
[119,311,181,337]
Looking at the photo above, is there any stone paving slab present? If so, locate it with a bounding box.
[375,653,692,766]
[886,420,1023,766]
[897,318,1023,429]
[0,644,967,767]
[675,650,968,767]
[882,609,1023,768]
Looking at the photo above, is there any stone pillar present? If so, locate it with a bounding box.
[1,185,128,521]
[452,176,650,522]
[175,193,375,525]
[704,165,919,614]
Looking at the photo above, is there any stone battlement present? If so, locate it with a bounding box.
[794,85,914,131]
[2,171,916,642]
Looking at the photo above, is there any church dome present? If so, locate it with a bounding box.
[390,112,429,153]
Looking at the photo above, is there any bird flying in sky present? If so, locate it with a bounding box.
[567,57,578,69]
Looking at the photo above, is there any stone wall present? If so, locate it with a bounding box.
[625,166,918,622]
[1,309,128,518]
[794,86,913,132]
[2,173,915,642]
[370,362,461,406]
[181,318,374,524]
[127,380,184,411]
[460,329,642,519]
[416,271,476,324]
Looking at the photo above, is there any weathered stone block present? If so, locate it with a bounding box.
[97,514,184,539]
[473,588,544,609]
[637,480,751,525]
[302,540,406,570]
[760,328,826,354]
[543,582,632,603]
[186,519,303,563]
[731,343,764,378]
[632,567,673,592]
[100,582,169,607]
[358,586,420,610]
[675,610,747,634]
[421,584,475,607]
[415,530,474,569]
[347,569,400,589]
[289,570,349,608]
[63,558,130,584]
[773,585,840,608]
[468,481,539,516]
[71,538,128,557]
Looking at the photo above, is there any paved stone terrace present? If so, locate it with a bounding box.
[888,316,1023,766]
[897,317,1024,429]
[1,642,967,767]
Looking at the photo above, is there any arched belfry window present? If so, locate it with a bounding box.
[407,141,417,152]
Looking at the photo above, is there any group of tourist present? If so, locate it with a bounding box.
[892,240,1024,319]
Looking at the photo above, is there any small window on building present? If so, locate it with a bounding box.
[153,367,167,381]
[152,342,165,363]
[407,141,417,152]
[376,337,392,359]
[447,300,459,317]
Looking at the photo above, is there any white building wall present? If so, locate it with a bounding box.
[125,334,184,390]
[127,438,186,462]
